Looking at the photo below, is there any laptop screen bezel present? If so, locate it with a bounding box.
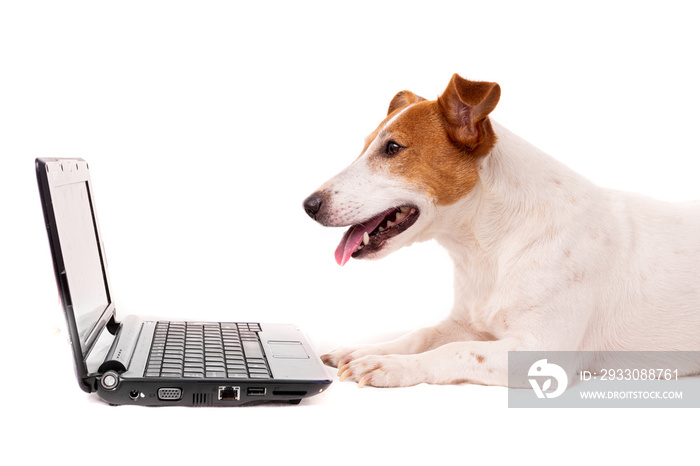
[36,158,116,393]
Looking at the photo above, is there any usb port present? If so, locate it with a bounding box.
[218,386,241,401]
[247,387,266,396]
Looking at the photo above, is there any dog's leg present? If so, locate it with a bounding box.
[335,338,526,387]
[321,319,486,369]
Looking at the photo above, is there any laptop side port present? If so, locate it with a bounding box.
[247,387,266,396]
[218,386,241,401]
[157,388,183,401]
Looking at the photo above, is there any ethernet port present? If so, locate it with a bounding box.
[218,386,240,401]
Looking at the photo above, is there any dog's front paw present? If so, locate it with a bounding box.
[337,354,423,388]
[320,344,387,369]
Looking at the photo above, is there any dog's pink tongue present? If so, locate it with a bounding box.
[335,225,365,266]
[334,213,387,266]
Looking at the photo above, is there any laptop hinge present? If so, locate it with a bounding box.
[106,315,120,335]
[98,315,144,374]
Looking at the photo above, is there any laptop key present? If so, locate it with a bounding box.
[242,340,264,359]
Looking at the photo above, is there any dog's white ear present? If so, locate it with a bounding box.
[388,90,426,116]
[437,74,500,148]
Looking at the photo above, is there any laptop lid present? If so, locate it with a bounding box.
[36,158,116,392]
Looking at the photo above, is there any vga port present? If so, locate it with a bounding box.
[157,388,183,401]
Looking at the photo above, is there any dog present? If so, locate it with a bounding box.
[302,74,700,388]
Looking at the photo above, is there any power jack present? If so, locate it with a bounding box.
[129,390,140,400]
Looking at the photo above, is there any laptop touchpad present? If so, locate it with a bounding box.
[268,341,310,359]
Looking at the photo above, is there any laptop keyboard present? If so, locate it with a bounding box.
[144,322,272,379]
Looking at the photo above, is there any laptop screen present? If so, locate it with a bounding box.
[51,180,111,350]
[37,158,118,390]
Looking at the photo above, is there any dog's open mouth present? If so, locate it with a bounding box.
[334,206,420,266]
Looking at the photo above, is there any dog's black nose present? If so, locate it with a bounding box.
[303,192,323,220]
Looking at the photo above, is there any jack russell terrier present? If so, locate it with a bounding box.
[303,74,700,388]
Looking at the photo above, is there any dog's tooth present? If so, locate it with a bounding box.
[395,211,406,222]
[400,206,409,214]
[386,220,394,228]
[363,232,370,245]
[378,226,385,232]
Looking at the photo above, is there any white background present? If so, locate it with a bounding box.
[2,0,699,463]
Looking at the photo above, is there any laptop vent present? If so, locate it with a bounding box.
[192,393,210,406]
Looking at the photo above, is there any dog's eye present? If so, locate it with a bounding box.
[385,141,403,157]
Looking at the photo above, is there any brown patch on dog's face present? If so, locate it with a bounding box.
[356,91,424,161]
[364,74,500,206]
[366,102,482,206]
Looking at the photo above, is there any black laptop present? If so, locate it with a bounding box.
[36,158,331,406]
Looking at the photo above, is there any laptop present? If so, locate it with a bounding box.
[36,158,332,406]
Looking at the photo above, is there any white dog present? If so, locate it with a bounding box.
[303,74,700,388]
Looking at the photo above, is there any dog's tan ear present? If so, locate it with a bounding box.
[437,73,500,148]
[388,90,426,116]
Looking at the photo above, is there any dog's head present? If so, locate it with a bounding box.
[303,74,500,265]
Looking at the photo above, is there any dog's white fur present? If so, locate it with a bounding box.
[314,103,700,388]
